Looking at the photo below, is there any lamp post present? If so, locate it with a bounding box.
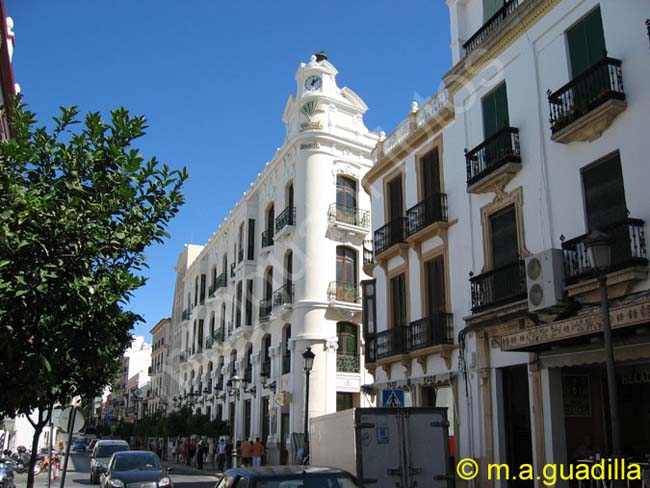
[302,347,315,447]
[585,231,622,463]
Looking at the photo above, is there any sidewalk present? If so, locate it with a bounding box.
[162,459,222,477]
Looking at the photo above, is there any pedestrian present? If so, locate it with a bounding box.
[252,438,264,467]
[217,439,227,472]
[182,438,190,466]
[225,440,233,469]
[240,439,252,467]
[196,438,206,470]
[189,438,197,467]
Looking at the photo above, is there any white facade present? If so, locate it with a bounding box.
[148,318,172,414]
[168,54,379,464]
[366,0,650,486]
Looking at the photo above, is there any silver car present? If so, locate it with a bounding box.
[90,440,130,484]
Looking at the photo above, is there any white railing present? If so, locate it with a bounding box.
[372,88,452,163]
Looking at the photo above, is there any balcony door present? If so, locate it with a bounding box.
[425,256,446,316]
[483,0,505,21]
[336,246,357,285]
[482,82,509,140]
[266,205,275,237]
[420,148,441,200]
[582,154,627,232]
[390,273,407,327]
[490,205,518,269]
[337,175,357,208]
[264,268,273,302]
[387,175,403,222]
[567,7,606,78]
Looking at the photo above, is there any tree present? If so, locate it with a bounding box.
[0,100,188,488]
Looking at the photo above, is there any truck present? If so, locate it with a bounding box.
[310,407,453,488]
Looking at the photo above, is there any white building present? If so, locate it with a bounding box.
[365,0,650,486]
[148,317,172,414]
[168,53,379,464]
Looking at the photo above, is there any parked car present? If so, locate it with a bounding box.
[99,451,171,488]
[73,440,86,452]
[214,466,360,488]
[90,440,129,484]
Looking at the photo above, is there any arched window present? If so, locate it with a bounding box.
[260,267,273,321]
[220,303,226,330]
[229,349,237,377]
[194,276,199,306]
[238,223,245,263]
[210,312,216,338]
[244,344,253,383]
[192,320,197,354]
[266,204,275,237]
[222,253,228,275]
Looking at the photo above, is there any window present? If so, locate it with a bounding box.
[264,268,273,302]
[489,205,518,268]
[282,325,291,374]
[222,254,228,275]
[361,279,377,339]
[482,82,509,139]
[420,148,441,199]
[425,255,447,315]
[194,277,199,306]
[286,182,294,209]
[390,274,407,327]
[192,321,197,354]
[235,282,243,328]
[337,322,358,356]
[581,153,627,231]
[284,251,293,288]
[336,175,357,209]
[247,219,255,260]
[336,246,357,284]
[200,274,206,304]
[483,0,504,21]
[337,392,355,412]
[238,223,245,263]
[210,313,216,338]
[245,279,253,325]
[198,320,204,351]
[261,335,271,376]
[387,175,404,221]
[567,7,606,77]
[266,205,275,237]
[220,303,226,329]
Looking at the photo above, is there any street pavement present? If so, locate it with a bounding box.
[12,452,219,488]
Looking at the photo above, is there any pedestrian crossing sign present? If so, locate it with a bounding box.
[382,389,404,407]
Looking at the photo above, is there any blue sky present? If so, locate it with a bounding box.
[7,1,451,340]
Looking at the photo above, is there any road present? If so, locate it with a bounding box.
[13,452,219,488]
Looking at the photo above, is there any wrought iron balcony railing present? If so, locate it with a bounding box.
[406,193,448,236]
[328,203,370,229]
[548,57,625,134]
[363,240,374,266]
[273,283,294,309]
[465,126,521,187]
[374,217,407,256]
[275,206,296,233]
[261,230,274,248]
[259,298,272,321]
[562,218,647,284]
[205,336,214,349]
[408,313,454,351]
[375,326,409,361]
[336,354,360,373]
[327,281,361,303]
[215,272,227,290]
[214,327,225,344]
[470,259,526,313]
[463,0,520,56]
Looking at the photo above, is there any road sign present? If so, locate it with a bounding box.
[55,407,85,433]
[133,388,143,399]
[381,389,404,408]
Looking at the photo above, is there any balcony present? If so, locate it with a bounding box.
[205,336,214,350]
[328,203,370,231]
[548,57,626,143]
[273,283,294,310]
[336,354,360,373]
[463,0,520,56]
[408,314,454,351]
[261,230,274,249]
[470,259,526,313]
[275,206,296,236]
[465,126,521,193]
[406,193,448,237]
[562,218,647,286]
[327,281,361,304]
[259,298,272,321]
[243,367,252,384]
[373,217,407,258]
[214,326,225,344]
[211,272,227,295]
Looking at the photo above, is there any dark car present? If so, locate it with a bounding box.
[214,466,360,488]
[73,440,86,452]
[100,451,171,488]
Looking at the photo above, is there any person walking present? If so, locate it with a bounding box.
[225,440,233,469]
[196,438,206,470]
[188,438,197,467]
[240,439,252,467]
[217,439,227,472]
[252,438,264,467]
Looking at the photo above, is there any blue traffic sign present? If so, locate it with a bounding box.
[382,389,404,407]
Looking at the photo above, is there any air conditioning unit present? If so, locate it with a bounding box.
[525,249,565,312]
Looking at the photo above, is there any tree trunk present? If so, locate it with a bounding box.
[26,412,46,488]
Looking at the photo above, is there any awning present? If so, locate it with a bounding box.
[539,336,650,369]
[363,372,455,393]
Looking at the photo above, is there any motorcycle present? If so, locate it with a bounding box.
[0,458,16,488]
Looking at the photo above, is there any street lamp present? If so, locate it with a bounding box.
[260,371,277,393]
[585,231,622,463]
[228,375,242,467]
[302,347,315,447]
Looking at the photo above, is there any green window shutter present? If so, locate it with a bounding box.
[568,7,606,77]
[482,83,509,139]
[483,0,504,21]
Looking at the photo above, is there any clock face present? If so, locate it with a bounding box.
[304,75,322,91]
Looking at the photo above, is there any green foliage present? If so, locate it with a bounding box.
[0,99,188,421]
[135,407,230,439]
